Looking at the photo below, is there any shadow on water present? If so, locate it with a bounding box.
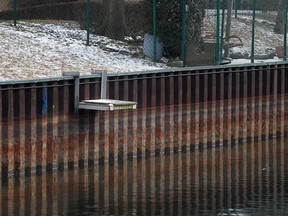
[2,138,288,215]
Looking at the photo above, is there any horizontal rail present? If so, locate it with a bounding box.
[0,61,287,87]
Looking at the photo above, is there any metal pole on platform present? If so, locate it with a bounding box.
[284,0,288,61]
[181,0,187,66]
[13,0,17,26]
[86,0,91,45]
[153,0,157,62]
[251,0,256,63]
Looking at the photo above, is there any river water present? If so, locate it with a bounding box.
[1,138,288,215]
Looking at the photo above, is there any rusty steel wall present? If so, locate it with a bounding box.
[0,63,287,177]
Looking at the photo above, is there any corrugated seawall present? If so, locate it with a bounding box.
[0,62,287,177]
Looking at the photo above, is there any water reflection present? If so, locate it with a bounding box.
[1,138,288,215]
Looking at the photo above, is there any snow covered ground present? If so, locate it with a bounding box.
[0,21,167,81]
[0,12,286,81]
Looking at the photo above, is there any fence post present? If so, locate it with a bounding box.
[215,0,221,65]
[181,0,187,66]
[224,0,233,58]
[284,0,288,61]
[220,1,225,63]
[234,0,238,19]
[13,0,17,26]
[153,0,157,62]
[251,0,256,63]
[86,0,91,45]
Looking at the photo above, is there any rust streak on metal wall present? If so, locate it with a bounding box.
[201,74,208,147]
[194,75,200,149]
[0,86,2,177]
[241,71,248,142]
[209,72,217,146]
[158,76,165,154]
[272,66,278,137]
[143,75,155,156]
[19,85,26,173]
[68,88,76,168]
[40,84,48,173]
[62,81,69,169]
[113,78,119,161]
[87,80,97,164]
[93,113,100,164]
[265,69,270,139]
[285,67,288,135]
[249,69,256,141]
[225,70,232,144]
[30,84,37,172]
[98,110,105,163]
[50,82,59,170]
[186,73,192,149]
[36,86,42,173]
[168,74,174,152]
[176,75,183,151]
[257,69,263,139]
[103,111,109,162]
[8,86,15,175]
[123,76,129,159]
[218,73,224,145]
[82,80,90,166]
[150,75,157,155]
[131,76,138,158]
[141,75,147,157]
[103,80,109,162]
[234,72,240,142]
[280,66,285,136]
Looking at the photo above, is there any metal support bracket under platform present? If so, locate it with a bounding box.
[64,71,137,112]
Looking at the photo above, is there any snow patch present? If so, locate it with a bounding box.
[0,21,167,81]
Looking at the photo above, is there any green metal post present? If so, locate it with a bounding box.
[284,0,288,61]
[13,0,17,26]
[220,0,226,63]
[234,0,238,19]
[216,0,221,65]
[251,0,256,63]
[181,0,187,66]
[86,0,90,45]
[153,0,157,62]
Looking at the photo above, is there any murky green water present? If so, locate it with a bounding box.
[1,138,288,215]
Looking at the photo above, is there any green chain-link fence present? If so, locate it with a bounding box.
[0,0,287,70]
